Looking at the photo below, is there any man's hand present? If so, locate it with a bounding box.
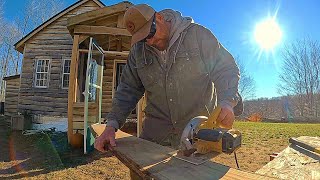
[94,126,116,152]
[217,104,235,129]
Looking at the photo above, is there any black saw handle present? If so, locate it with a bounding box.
[195,129,224,142]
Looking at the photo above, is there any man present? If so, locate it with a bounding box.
[95,4,241,152]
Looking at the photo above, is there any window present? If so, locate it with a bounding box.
[35,59,50,88]
[62,59,71,89]
[116,63,126,88]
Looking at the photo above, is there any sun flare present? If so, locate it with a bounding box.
[254,18,282,50]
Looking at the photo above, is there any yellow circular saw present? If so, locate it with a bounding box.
[179,106,242,156]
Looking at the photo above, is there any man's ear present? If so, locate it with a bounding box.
[155,13,164,23]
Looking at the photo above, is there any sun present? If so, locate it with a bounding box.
[254,18,282,50]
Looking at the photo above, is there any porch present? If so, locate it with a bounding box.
[66,2,144,153]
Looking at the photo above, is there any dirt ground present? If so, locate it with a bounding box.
[0,117,130,179]
[1,116,320,179]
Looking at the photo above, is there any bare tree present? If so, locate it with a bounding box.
[0,0,3,21]
[235,57,256,100]
[0,0,4,44]
[16,0,65,37]
[0,23,21,101]
[278,38,320,117]
[0,0,65,101]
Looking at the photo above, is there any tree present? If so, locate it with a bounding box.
[0,0,65,101]
[11,0,65,75]
[0,23,21,102]
[0,0,3,22]
[16,0,65,37]
[278,38,320,117]
[0,0,4,44]
[235,57,256,100]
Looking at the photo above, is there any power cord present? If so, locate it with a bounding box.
[234,151,240,169]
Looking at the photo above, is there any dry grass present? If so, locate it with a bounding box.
[0,117,130,180]
[1,117,320,179]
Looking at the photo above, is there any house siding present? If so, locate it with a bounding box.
[18,1,102,117]
[4,76,20,116]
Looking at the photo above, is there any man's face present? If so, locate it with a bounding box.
[145,13,170,51]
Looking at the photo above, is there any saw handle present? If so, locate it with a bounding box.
[195,129,223,142]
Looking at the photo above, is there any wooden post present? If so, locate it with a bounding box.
[68,35,80,143]
[97,45,104,123]
[137,99,143,137]
[77,52,84,102]
[83,37,93,154]
[137,95,146,137]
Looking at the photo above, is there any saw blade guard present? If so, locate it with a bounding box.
[179,116,208,151]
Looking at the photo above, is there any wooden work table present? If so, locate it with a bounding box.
[92,125,275,180]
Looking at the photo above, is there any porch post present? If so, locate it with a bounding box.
[68,35,80,142]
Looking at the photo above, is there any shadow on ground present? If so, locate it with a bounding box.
[0,117,133,179]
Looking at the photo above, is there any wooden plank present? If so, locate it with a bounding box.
[117,14,125,28]
[73,108,98,116]
[79,35,89,44]
[74,25,131,36]
[26,44,73,50]
[73,117,98,125]
[79,49,129,57]
[86,14,119,28]
[17,100,67,108]
[256,136,320,179]
[73,121,96,131]
[73,115,97,123]
[4,76,20,115]
[98,52,104,123]
[137,98,143,137]
[122,41,131,50]
[67,2,132,28]
[73,102,97,108]
[91,125,274,180]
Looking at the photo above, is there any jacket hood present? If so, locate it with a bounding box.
[159,9,193,49]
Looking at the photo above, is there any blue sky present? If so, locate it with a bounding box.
[3,0,320,99]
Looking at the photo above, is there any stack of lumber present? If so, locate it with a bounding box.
[257,136,320,180]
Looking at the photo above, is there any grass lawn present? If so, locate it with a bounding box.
[1,117,319,179]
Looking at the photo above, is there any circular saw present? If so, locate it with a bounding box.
[176,106,242,165]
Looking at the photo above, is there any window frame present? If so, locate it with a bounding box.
[34,59,51,88]
[61,59,71,89]
[112,60,127,98]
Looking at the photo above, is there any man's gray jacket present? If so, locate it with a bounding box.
[106,20,240,145]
